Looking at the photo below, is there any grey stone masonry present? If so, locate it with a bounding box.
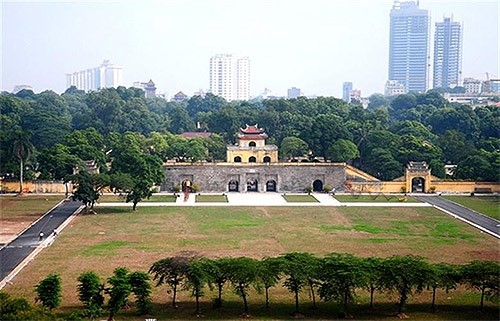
[162,162,350,193]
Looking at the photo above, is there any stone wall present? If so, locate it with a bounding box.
[162,162,347,193]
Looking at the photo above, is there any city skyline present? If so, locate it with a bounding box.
[2,0,498,98]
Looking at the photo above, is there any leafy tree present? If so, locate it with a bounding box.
[227,257,260,316]
[318,253,367,316]
[183,257,210,316]
[327,139,360,163]
[380,255,431,315]
[280,252,318,315]
[389,94,417,120]
[70,172,110,211]
[168,105,196,134]
[437,130,476,165]
[149,256,190,308]
[110,133,165,210]
[129,271,152,315]
[258,257,283,309]
[455,152,499,182]
[364,148,402,180]
[426,263,459,313]
[204,257,232,308]
[12,130,35,194]
[280,136,309,160]
[35,273,62,310]
[461,260,500,310]
[106,267,132,321]
[77,271,105,320]
[363,257,384,309]
[37,144,82,180]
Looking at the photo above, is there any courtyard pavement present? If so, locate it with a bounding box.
[96,192,433,207]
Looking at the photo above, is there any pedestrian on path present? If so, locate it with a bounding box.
[39,231,44,241]
[52,229,58,236]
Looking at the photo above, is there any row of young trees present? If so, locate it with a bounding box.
[1,87,499,183]
[7,254,496,321]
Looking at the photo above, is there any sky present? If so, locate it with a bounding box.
[1,0,499,98]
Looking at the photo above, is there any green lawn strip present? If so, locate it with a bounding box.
[195,194,228,202]
[333,194,420,202]
[98,194,176,202]
[442,195,500,220]
[282,194,319,202]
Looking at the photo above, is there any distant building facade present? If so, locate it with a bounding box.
[287,87,302,99]
[209,54,250,101]
[172,91,188,102]
[342,82,353,102]
[384,80,407,96]
[66,60,123,91]
[433,17,463,89]
[133,79,157,98]
[463,78,482,94]
[388,1,430,93]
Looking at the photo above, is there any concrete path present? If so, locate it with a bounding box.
[415,195,500,238]
[0,199,82,287]
[96,193,432,207]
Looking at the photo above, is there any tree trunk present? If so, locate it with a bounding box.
[195,289,200,315]
[133,201,138,211]
[398,290,407,315]
[431,286,437,313]
[19,159,24,194]
[480,286,485,311]
[294,289,299,313]
[310,281,316,309]
[265,287,270,309]
[107,310,114,321]
[241,286,248,314]
[370,284,375,308]
[217,283,223,308]
[172,284,177,307]
[344,287,349,313]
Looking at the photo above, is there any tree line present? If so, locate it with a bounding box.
[1,87,499,184]
[2,254,498,320]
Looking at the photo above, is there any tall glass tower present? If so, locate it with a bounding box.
[388,1,430,93]
[433,17,463,89]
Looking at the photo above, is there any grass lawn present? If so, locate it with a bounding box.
[282,194,319,202]
[334,194,420,202]
[443,195,500,220]
[3,206,498,320]
[98,194,177,203]
[0,195,64,243]
[195,194,228,202]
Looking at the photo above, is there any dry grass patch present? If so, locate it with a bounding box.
[3,206,498,317]
[0,195,63,243]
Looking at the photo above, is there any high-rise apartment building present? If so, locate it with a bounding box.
[66,60,123,92]
[209,54,250,101]
[433,17,462,89]
[342,82,353,102]
[287,87,302,99]
[388,1,430,93]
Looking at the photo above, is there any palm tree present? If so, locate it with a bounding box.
[12,131,35,194]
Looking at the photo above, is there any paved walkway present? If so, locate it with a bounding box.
[416,195,500,238]
[96,193,432,207]
[0,199,82,287]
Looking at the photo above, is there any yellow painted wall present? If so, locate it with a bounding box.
[1,180,72,194]
[226,148,278,163]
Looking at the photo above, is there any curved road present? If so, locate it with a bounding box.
[416,195,500,238]
[0,199,82,282]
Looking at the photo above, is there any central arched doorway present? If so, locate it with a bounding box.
[263,156,271,163]
[247,178,258,192]
[313,179,323,192]
[249,156,256,163]
[266,180,277,192]
[411,177,425,193]
[228,180,239,192]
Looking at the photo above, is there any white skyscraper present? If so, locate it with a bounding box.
[433,17,463,89]
[66,60,123,91]
[209,54,250,101]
